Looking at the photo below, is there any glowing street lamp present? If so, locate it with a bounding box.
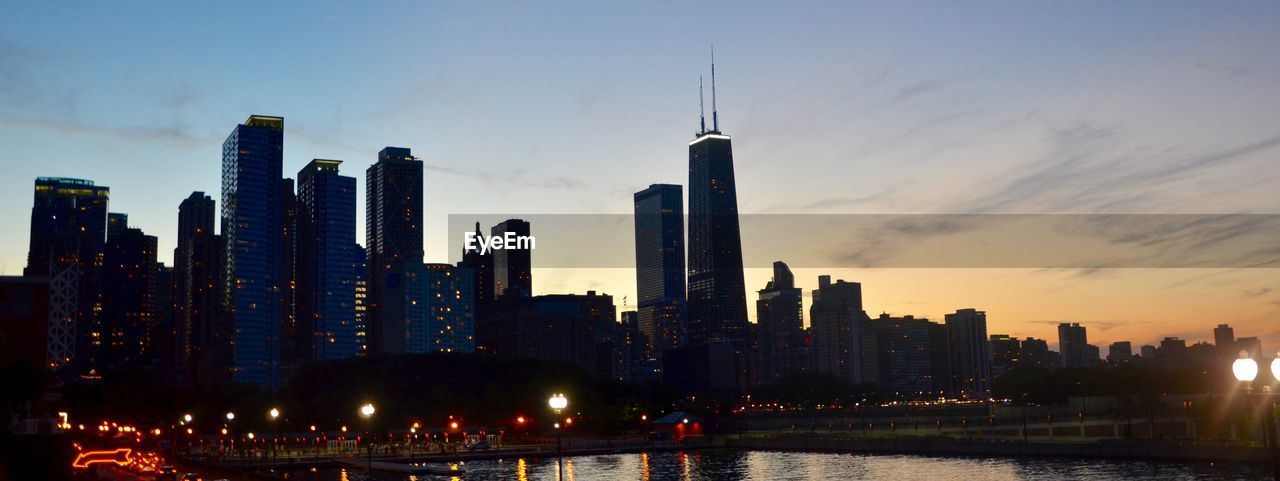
[1234,352,1259,382]
[359,403,375,472]
[548,393,569,481]
[183,414,193,423]
[1232,351,1279,481]
[225,412,236,422]
[268,408,281,462]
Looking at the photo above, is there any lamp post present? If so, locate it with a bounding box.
[548,393,568,481]
[360,403,376,472]
[1232,352,1279,481]
[268,408,280,464]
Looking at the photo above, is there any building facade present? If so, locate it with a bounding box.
[296,159,359,360]
[633,184,686,362]
[421,263,476,353]
[221,115,285,390]
[810,276,877,385]
[944,308,992,398]
[365,147,424,355]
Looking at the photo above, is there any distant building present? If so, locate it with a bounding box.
[353,246,367,356]
[1140,344,1157,360]
[755,261,805,384]
[491,219,533,300]
[25,177,110,374]
[1157,337,1189,369]
[871,314,939,397]
[279,178,297,371]
[1107,341,1133,364]
[1236,336,1262,358]
[1020,337,1060,370]
[458,221,494,320]
[477,291,615,376]
[365,146,424,355]
[1213,324,1235,350]
[101,227,157,372]
[421,263,475,353]
[633,184,686,363]
[810,276,877,386]
[296,159,359,360]
[107,213,128,237]
[1058,323,1090,368]
[221,115,285,390]
[175,192,219,387]
[989,334,1020,378]
[945,309,992,398]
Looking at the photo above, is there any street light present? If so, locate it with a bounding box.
[548,393,569,481]
[226,412,236,421]
[268,408,280,463]
[360,403,375,472]
[1235,353,1260,382]
[1232,351,1279,481]
[183,414,193,423]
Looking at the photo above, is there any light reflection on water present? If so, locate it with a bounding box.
[298,451,1270,481]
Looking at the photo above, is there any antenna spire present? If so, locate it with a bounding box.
[699,75,706,134]
[710,44,718,131]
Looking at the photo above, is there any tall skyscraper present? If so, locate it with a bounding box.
[221,115,285,390]
[296,159,359,360]
[1058,322,1090,368]
[491,219,532,300]
[755,261,804,384]
[365,147,423,355]
[686,125,748,347]
[101,227,157,371]
[810,276,878,385]
[945,308,992,398]
[175,192,216,387]
[421,263,475,353]
[25,177,110,374]
[633,184,686,359]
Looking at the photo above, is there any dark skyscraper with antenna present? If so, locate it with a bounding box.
[686,50,747,347]
[680,50,750,391]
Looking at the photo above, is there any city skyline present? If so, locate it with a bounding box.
[2,2,1279,351]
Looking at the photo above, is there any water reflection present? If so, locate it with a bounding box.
[301,450,1269,480]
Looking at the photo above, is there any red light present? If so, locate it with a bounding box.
[72,449,131,469]
[565,418,573,425]
[516,416,526,424]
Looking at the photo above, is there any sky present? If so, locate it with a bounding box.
[2,1,1279,351]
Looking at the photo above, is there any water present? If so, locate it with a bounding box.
[285,450,1272,481]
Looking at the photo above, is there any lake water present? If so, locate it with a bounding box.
[288,450,1272,481]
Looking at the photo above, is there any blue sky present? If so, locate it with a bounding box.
[2,2,1279,347]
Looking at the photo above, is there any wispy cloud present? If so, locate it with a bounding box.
[958,121,1280,213]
